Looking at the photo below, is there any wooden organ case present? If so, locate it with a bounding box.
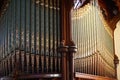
[0,0,119,80]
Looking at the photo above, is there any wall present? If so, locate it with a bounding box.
[114,20,120,80]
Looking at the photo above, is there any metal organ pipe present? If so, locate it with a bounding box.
[0,0,61,76]
[72,0,115,78]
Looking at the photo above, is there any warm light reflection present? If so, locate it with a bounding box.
[72,0,115,77]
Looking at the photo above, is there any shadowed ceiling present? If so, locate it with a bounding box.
[98,0,120,30]
[0,0,4,13]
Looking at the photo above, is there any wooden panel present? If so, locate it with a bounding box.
[75,72,116,80]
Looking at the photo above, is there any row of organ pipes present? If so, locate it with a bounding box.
[0,0,116,79]
[0,0,61,76]
[72,0,115,78]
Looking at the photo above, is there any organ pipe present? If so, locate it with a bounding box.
[72,0,115,78]
[0,0,61,76]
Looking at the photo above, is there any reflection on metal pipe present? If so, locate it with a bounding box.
[72,0,115,78]
[0,0,61,76]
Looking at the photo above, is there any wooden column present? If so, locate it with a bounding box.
[58,41,68,80]
[60,0,77,80]
[114,54,119,79]
[68,45,77,80]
